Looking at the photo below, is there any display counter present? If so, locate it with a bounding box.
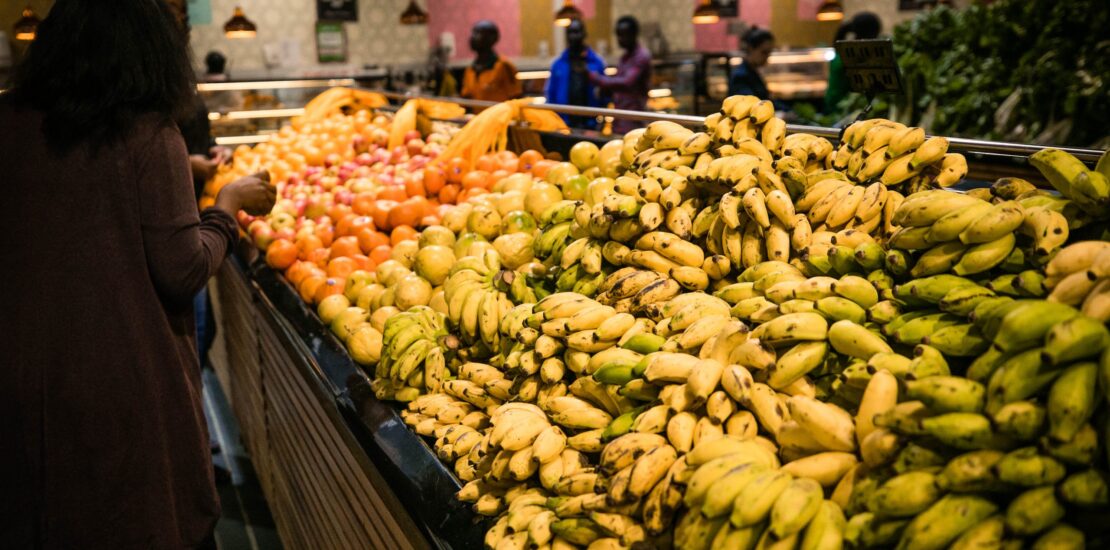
[208,253,488,550]
[206,99,1104,550]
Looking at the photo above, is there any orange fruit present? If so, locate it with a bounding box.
[352,192,377,216]
[531,159,556,179]
[391,225,418,246]
[462,170,491,190]
[330,235,362,259]
[326,256,357,279]
[307,247,330,268]
[438,184,460,205]
[313,223,334,247]
[376,185,407,202]
[519,150,544,172]
[265,239,298,270]
[423,166,447,195]
[404,174,426,198]
[313,277,345,304]
[369,244,392,265]
[296,234,324,261]
[388,198,425,230]
[446,157,469,183]
[298,275,327,303]
[356,227,390,254]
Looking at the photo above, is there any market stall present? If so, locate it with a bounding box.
[207,93,1110,550]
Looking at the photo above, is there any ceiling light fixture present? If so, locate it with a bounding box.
[224,6,257,39]
[554,0,583,27]
[400,0,428,25]
[815,0,845,22]
[692,0,721,25]
[14,6,40,41]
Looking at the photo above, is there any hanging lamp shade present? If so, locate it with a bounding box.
[14,6,40,41]
[400,0,428,25]
[554,0,583,27]
[224,6,257,39]
[815,0,845,21]
[692,0,720,25]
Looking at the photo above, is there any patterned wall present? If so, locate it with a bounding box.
[189,0,430,72]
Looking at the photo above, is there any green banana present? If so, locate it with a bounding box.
[994,447,1066,486]
[921,413,1004,450]
[1046,362,1098,442]
[1031,523,1085,550]
[1005,486,1064,537]
[937,450,1005,493]
[904,376,985,413]
[953,233,1016,275]
[948,515,1005,550]
[845,512,908,547]
[866,471,941,518]
[923,323,991,357]
[991,400,1046,441]
[1057,469,1109,507]
[897,494,997,550]
[938,284,997,316]
[769,478,823,537]
[799,500,846,550]
[1042,315,1110,366]
[985,348,1058,414]
[893,443,948,474]
[1042,423,1099,466]
[896,274,976,304]
[731,470,792,528]
[991,300,1080,353]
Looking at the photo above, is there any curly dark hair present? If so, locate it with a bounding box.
[9,0,196,152]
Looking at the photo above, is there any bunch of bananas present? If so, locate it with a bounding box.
[833,120,966,192]
[1030,148,1110,218]
[673,436,848,550]
[444,249,517,354]
[1044,241,1110,320]
[372,306,448,400]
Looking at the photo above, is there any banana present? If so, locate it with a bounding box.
[992,300,1080,353]
[867,471,941,518]
[800,500,846,550]
[920,412,999,450]
[994,446,1065,487]
[769,478,823,537]
[787,396,856,452]
[780,452,858,488]
[909,136,949,169]
[1005,486,1065,537]
[1024,206,1070,257]
[765,189,796,228]
[827,320,892,359]
[959,201,1024,244]
[904,376,985,414]
[627,445,678,498]
[888,126,926,158]
[948,515,1005,550]
[750,312,829,345]
[898,494,997,550]
[927,200,993,243]
[679,132,713,155]
[1031,524,1086,549]
[1047,362,1098,443]
[767,341,827,390]
[731,470,792,527]
[856,369,898,445]
[1049,241,1110,277]
[762,116,787,153]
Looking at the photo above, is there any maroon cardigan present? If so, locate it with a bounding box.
[0,103,238,548]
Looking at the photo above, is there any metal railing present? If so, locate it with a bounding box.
[368,89,1106,164]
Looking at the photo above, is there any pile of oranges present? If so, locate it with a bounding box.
[244,108,557,307]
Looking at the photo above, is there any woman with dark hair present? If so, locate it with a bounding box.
[728,27,776,100]
[0,1,274,548]
[826,12,883,111]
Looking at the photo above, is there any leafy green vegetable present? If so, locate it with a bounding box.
[837,0,1109,147]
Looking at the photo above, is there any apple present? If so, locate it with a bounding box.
[273,227,295,241]
[269,212,296,232]
[236,211,254,229]
[248,220,275,250]
[406,138,425,156]
[303,199,328,221]
[355,152,374,166]
[352,135,367,153]
[390,146,407,164]
[403,130,422,142]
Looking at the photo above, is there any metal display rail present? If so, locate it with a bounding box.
[369,90,1105,165]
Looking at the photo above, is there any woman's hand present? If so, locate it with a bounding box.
[215,171,276,217]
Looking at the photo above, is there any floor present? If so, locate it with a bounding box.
[202,369,284,550]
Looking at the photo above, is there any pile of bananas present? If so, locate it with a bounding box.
[833,120,966,192]
[287,93,1110,549]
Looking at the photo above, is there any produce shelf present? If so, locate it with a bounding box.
[210,254,488,550]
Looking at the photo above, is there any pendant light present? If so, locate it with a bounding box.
[400,0,428,25]
[815,0,845,22]
[14,6,41,41]
[692,0,721,25]
[223,6,257,39]
[554,0,583,27]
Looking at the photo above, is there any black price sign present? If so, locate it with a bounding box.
[835,39,903,96]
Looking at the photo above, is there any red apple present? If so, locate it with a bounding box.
[248,220,275,250]
[406,138,425,156]
[236,210,254,228]
[403,130,422,142]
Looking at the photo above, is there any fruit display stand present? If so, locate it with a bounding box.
[208,94,1110,550]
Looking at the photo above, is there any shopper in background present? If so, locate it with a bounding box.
[728,27,776,101]
[589,15,653,134]
[545,18,607,129]
[460,20,522,103]
[0,1,274,548]
[825,12,882,111]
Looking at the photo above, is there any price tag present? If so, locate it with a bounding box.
[835,39,903,96]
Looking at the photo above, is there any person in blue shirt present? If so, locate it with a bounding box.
[545,18,608,129]
[729,27,775,100]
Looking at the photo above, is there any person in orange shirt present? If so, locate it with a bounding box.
[460,20,521,103]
